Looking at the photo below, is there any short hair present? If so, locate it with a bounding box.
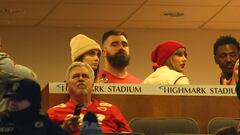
[65,62,95,82]
[102,29,127,44]
[213,35,240,55]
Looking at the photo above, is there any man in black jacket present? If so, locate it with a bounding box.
[0,78,68,135]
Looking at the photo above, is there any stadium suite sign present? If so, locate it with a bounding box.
[49,82,236,97]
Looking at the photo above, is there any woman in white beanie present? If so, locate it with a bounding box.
[70,34,101,82]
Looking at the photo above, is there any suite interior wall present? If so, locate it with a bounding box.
[0,27,239,87]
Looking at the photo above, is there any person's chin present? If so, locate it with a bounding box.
[177,69,184,73]
[91,66,97,70]
[90,64,98,70]
[77,84,87,89]
[225,68,233,73]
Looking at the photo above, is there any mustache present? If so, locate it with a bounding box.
[224,61,234,66]
[116,49,127,55]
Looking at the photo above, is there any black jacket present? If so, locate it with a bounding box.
[0,107,68,135]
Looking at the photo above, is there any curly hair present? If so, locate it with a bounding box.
[213,35,240,55]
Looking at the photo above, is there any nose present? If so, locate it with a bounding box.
[93,55,99,61]
[120,43,127,50]
[78,75,85,81]
[183,55,187,62]
[225,55,232,62]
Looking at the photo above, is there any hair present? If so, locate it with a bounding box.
[102,29,127,44]
[213,35,240,55]
[164,56,175,70]
[65,62,95,82]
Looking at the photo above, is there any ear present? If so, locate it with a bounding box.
[102,47,107,57]
[65,82,68,91]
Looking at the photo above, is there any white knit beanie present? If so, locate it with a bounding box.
[70,34,101,62]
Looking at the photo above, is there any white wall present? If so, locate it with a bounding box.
[1,27,239,87]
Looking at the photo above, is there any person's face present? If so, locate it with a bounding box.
[81,50,101,70]
[214,44,239,76]
[103,35,130,68]
[7,98,31,112]
[171,48,187,73]
[67,66,93,98]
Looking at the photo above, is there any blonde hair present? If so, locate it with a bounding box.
[164,55,175,70]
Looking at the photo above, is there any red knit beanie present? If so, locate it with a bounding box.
[151,40,185,71]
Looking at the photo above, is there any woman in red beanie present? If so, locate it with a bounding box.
[143,40,190,84]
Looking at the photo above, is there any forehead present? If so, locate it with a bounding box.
[69,66,89,75]
[105,35,128,43]
[216,44,238,54]
[175,47,185,52]
[87,49,100,54]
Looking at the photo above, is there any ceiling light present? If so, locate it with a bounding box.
[0,8,22,15]
[163,12,184,17]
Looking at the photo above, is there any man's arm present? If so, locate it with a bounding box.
[0,52,37,80]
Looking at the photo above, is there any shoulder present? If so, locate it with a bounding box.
[50,103,67,109]
[93,99,114,107]
[92,99,119,110]
[143,66,189,84]
[174,76,190,84]
[0,52,14,65]
[126,73,142,83]
[47,103,67,113]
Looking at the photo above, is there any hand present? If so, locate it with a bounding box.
[61,114,80,133]
[222,78,232,85]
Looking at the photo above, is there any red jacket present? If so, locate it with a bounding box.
[47,99,132,135]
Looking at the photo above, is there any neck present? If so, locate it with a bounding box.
[71,95,92,107]
[104,64,128,78]
[222,72,232,80]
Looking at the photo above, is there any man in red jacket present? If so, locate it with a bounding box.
[47,62,131,135]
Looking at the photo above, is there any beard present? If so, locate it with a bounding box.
[106,50,130,68]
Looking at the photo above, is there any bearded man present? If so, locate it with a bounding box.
[98,30,142,84]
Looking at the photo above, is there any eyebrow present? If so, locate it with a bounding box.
[111,41,119,44]
[111,41,128,44]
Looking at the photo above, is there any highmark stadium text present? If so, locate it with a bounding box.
[93,85,142,93]
[49,83,237,96]
[158,86,236,94]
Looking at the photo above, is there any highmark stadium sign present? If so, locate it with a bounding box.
[48,82,237,96]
